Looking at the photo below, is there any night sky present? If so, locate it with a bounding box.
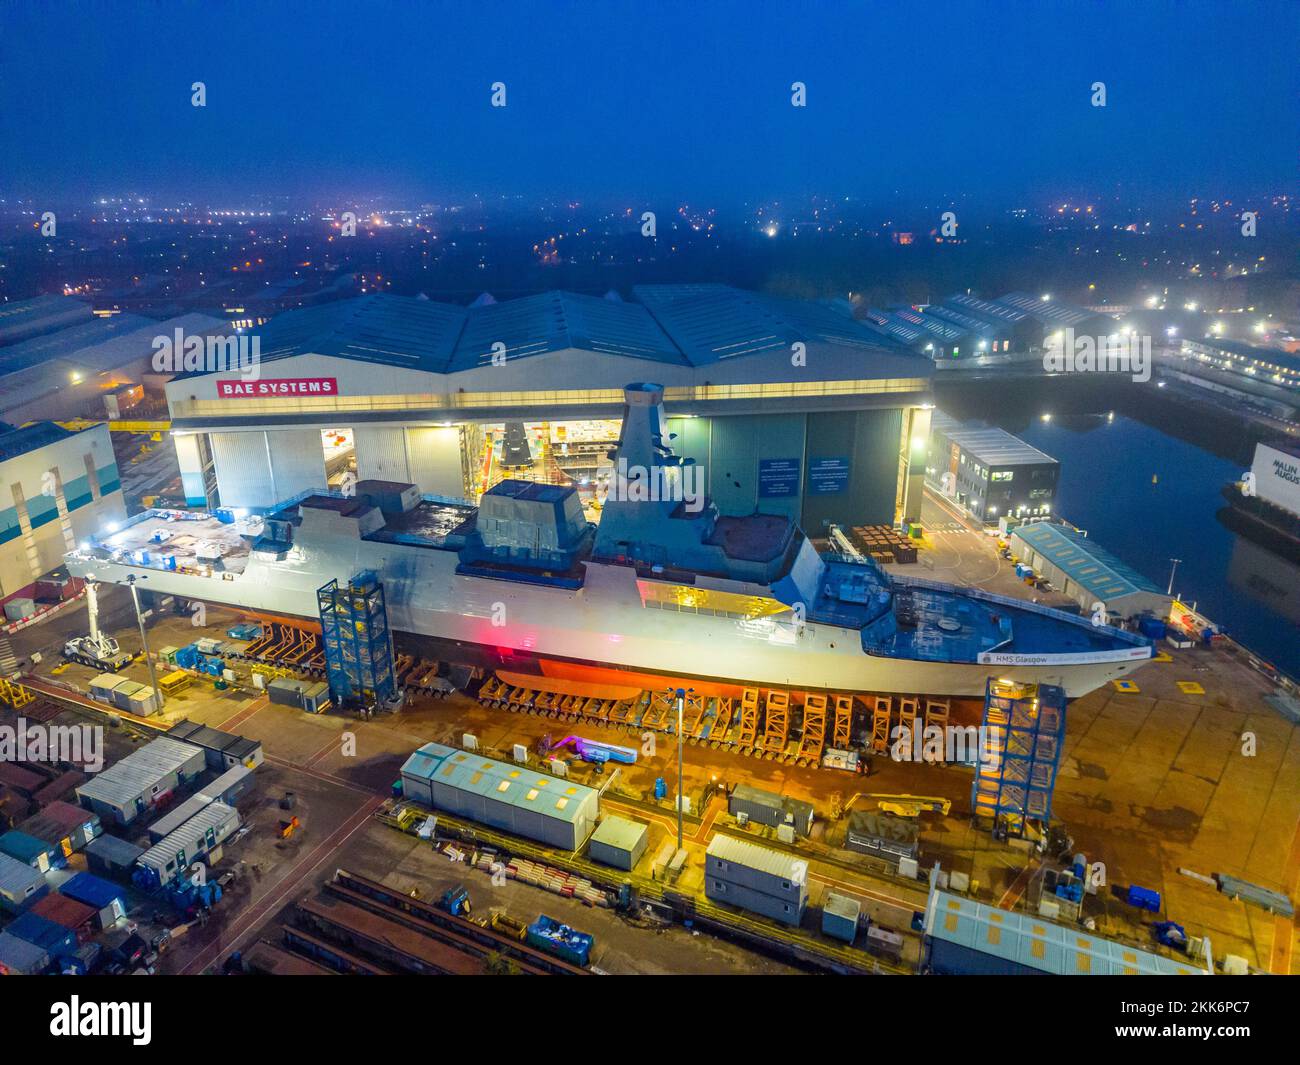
[1,0,1296,205]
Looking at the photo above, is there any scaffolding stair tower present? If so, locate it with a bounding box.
[971,679,1066,837]
[318,570,398,712]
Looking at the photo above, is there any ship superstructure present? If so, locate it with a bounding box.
[65,384,1151,699]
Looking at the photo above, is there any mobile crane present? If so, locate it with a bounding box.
[62,580,133,671]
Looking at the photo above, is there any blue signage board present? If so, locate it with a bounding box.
[808,457,851,495]
[758,458,801,497]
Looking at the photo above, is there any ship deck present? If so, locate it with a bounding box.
[94,511,252,576]
[811,557,1147,664]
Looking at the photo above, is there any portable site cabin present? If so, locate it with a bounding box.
[727,783,815,837]
[29,892,98,944]
[146,793,212,844]
[400,742,598,851]
[0,851,48,913]
[147,764,254,843]
[89,676,158,717]
[58,872,128,929]
[0,930,49,975]
[18,800,102,860]
[921,888,1204,975]
[0,829,59,873]
[134,801,241,890]
[6,911,77,960]
[75,737,206,825]
[166,719,264,770]
[587,815,649,871]
[87,673,125,705]
[266,678,329,714]
[204,763,254,805]
[704,834,808,927]
[83,834,146,880]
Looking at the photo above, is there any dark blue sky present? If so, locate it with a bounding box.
[1,0,1296,206]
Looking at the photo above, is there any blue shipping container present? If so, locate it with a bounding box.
[60,872,127,913]
[6,911,78,957]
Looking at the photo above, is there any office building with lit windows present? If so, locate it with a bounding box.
[925,411,1058,523]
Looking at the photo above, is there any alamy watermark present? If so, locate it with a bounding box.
[0,718,103,773]
[890,717,997,766]
[152,328,261,381]
[604,456,705,513]
[1043,327,1150,382]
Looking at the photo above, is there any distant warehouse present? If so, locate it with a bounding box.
[400,742,598,851]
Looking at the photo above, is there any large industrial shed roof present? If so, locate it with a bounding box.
[862,310,928,345]
[251,293,469,374]
[922,305,1005,337]
[0,306,224,419]
[634,283,889,364]
[925,889,1203,975]
[945,293,1032,324]
[0,314,155,374]
[1012,521,1161,604]
[889,307,966,342]
[0,421,78,462]
[0,295,94,345]
[996,292,1111,330]
[1186,337,1300,376]
[401,742,596,827]
[213,285,920,382]
[450,289,688,371]
[931,411,1057,466]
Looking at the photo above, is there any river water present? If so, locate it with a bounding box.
[934,376,1300,679]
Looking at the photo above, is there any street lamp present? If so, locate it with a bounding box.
[672,686,693,851]
[126,574,164,707]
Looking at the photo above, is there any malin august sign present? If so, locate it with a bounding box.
[217,377,338,398]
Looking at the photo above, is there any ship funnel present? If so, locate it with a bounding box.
[609,383,682,471]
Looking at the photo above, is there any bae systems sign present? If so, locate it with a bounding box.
[216,377,338,398]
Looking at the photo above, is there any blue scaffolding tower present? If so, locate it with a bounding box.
[971,678,1066,837]
[317,570,396,711]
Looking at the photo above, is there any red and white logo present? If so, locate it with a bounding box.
[217,377,338,398]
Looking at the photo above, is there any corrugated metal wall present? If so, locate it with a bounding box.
[210,431,274,508]
[801,408,902,532]
[697,413,806,524]
[666,410,902,529]
[269,429,327,503]
[406,426,464,497]
[211,429,325,507]
[353,426,410,483]
[173,433,208,505]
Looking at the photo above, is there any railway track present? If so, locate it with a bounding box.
[319,867,590,975]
